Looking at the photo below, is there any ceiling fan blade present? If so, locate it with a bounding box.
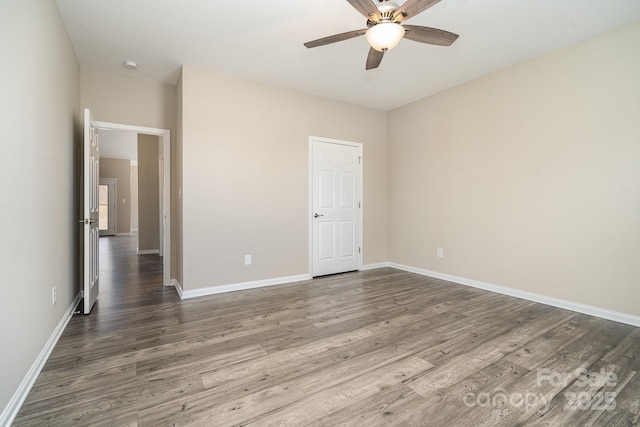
[304,29,367,48]
[403,25,459,46]
[366,47,384,70]
[393,0,442,22]
[346,0,382,22]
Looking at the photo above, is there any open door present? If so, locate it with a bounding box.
[82,108,100,314]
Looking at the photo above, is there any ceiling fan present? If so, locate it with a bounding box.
[304,0,459,70]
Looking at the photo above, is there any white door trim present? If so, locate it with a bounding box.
[308,136,363,277]
[158,153,164,257]
[94,121,172,287]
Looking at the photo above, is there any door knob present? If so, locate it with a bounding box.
[314,213,324,218]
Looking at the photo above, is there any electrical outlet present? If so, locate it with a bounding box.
[437,248,444,258]
[52,287,57,306]
[244,255,252,265]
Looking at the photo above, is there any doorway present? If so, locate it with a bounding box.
[99,178,117,236]
[309,136,363,277]
[95,121,172,287]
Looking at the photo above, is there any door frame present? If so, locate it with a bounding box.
[95,120,172,287]
[308,136,363,277]
[158,154,164,257]
[99,178,117,236]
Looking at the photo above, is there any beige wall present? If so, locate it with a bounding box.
[138,135,160,251]
[180,65,388,291]
[81,67,178,278]
[81,67,176,131]
[100,158,131,234]
[388,21,640,317]
[0,0,80,418]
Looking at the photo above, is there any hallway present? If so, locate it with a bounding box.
[96,235,172,312]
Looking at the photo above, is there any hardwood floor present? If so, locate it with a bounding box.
[13,236,640,426]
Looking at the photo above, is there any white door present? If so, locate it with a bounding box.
[82,108,100,314]
[311,139,362,276]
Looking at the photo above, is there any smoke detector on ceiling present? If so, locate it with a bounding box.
[122,60,138,70]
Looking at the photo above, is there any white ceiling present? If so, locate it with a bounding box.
[55,0,640,111]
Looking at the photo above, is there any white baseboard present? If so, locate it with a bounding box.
[137,249,159,255]
[0,292,81,427]
[360,262,390,271]
[179,274,311,300]
[171,279,183,297]
[388,262,640,328]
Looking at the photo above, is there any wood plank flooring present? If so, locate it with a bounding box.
[13,236,640,426]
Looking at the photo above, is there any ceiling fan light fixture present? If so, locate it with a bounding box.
[365,22,405,52]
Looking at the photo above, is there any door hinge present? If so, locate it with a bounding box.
[358,156,362,164]
[359,247,361,253]
[358,202,361,208]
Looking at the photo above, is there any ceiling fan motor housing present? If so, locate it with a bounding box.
[376,1,400,21]
[367,0,400,27]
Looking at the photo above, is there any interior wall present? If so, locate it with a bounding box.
[181,65,388,291]
[137,135,160,251]
[388,20,640,317]
[100,158,131,234]
[81,67,178,278]
[81,67,176,130]
[0,0,80,418]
